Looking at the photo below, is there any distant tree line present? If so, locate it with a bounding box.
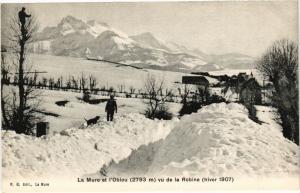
[3,72,187,103]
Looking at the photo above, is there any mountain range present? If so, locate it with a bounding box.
[30,15,255,72]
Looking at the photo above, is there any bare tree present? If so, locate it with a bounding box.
[165,89,174,102]
[48,77,54,90]
[257,39,298,144]
[65,76,71,89]
[71,76,78,90]
[79,72,87,92]
[1,53,11,130]
[1,10,42,134]
[59,76,63,89]
[144,74,172,120]
[177,84,191,105]
[42,77,48,88]
[108,86,115,93]
[129,86,135,95]
[89,74,97,92]
[117,84,125,93]
[1,54,10,84]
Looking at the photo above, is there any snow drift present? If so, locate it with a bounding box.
[2,113,177,179]
[101,103,298,177]
[2,103,298,180]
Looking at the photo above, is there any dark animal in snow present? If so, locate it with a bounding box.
[55,100,69,107]
[84,116,100,126]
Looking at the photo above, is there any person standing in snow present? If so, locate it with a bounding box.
[105,95,117,121]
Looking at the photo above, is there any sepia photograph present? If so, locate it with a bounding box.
[1,1,299,192]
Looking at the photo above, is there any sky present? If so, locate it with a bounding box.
[2,1,298,57]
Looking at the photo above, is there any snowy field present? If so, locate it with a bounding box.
[3,54,296,187]
[2,102,298,180]
[39,88,181,133]
[19,54,219,90]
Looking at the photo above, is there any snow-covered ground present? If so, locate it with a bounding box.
[21,54,218,90]
[1,85,181,134]
[2,102,298,181]
[255,105,282,131]
[38,89,181,134]
[2,54,297,189]
[97,103,298,178]
[2,113,178,179]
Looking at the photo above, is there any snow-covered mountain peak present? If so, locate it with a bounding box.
[59,15,86,29]
[32,15,255,71]
[57,16,88,36]
[86,21,111,37]
[134,32,157,40]
[130,32,174,52]
[87,19,109,27]
[60,15,79,23]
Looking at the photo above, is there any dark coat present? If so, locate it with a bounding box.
[18,10,31,24]
[105,99,117,113]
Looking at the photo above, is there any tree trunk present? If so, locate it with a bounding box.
[1,82,10,129]
[17,25,26,134]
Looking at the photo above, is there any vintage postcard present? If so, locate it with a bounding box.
[1,1,299,192]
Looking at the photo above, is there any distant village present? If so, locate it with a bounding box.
[185,71,271,104]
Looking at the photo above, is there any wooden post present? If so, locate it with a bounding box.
[36,122,49,137]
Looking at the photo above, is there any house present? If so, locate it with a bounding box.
[182,76,209,88]
[182,76,210,103]
[239,78,262,105]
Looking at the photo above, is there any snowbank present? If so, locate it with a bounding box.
[255,105,282,131]
[2,113,178,179]
[102,103,298,177]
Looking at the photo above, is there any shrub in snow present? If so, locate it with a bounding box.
[179,101,202,116]
[179,93,226,116]
[143,75,172,120]
[207,93,226,104]
[146,105,172,120]
[82,90,90,102]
